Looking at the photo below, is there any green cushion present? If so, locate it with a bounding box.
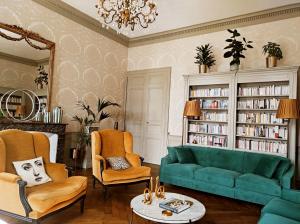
[262,198,300,222]
[236,173,281,196]
[176,148,196,164]
[167,147,179,163]
[273,160,291,179]
[254,157,281,178]
[163,163,201,178]
[259,213,300,224]
[194,167,240,187]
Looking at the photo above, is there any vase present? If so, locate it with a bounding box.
[199,64,208,74]
[230,63,239,71]
[266,56,278,68]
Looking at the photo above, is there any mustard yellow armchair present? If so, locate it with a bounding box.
[0,129,87,224]
[91,129,151,194]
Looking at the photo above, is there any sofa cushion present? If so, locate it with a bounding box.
[273,159,291,180]
[176,148,196,164]
[194,167,240,187]
[27,176,87,213]
[167,147,178,163]
[262,198,300,222]
[236,173,281,196]
[102,166,151,182]
[254,157,281,178]
[259,213,300,224]
[163,163,201,178]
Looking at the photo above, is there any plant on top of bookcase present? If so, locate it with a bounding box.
[262,42,283,68]
[194,44,216,74]
[223,29,253,71]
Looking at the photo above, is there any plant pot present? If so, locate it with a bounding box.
[230,63,239,71]
[266,56,278,68]
[199,65,208,74]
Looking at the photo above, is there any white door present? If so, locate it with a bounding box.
[125,68,171,164]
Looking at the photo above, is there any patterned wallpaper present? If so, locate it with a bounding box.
[0,0,128,132]
[128,17,300,136]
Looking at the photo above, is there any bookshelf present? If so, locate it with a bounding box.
[184,66,300,163]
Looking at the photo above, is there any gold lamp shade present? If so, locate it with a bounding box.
[276,99,300,119]
[15,105,26,117]
[183,100,201,117]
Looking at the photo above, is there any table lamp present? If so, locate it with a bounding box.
[15,105,26,118]
[182,100,201,145]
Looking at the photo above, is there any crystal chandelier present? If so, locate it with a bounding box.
[95,0,158,31]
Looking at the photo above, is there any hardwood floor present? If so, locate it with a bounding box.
[0,164,261,224]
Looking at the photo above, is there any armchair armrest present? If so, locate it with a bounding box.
[282,189,300,204]
[0,172,32,217]
[282,165,295,189]
[45,163,68,183]
[126,153,141,167]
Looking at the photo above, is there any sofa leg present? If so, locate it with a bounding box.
[80,196,86,214]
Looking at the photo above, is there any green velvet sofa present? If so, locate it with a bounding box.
[259,189,300,224]
[160,145,294,205]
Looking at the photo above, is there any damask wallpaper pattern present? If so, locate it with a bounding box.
[128,17,300,136]
[0,0,128,132]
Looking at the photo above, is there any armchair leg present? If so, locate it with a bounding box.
[93,176,96,189]
[103,185,108,199]
[31,219,40,224]
[80,196,86,214]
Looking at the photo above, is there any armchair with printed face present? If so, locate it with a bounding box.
[91,129,151,194]
[0,129,87,224]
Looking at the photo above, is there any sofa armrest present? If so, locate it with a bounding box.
[282,189,300,204]
[126,153,141,167]
[281,165,295,189]
[45,163,68,183]
[161,155,173,167]
[0,172,32,217]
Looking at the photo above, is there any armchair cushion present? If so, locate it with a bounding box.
[106,156,131,170]
[26,176,87,213]
[13,157,51,187]
[102,166,151,182]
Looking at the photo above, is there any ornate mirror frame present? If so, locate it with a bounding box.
[0,22,55,110]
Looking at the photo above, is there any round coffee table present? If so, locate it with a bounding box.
[130,192,206,223]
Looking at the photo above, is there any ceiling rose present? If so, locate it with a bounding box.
[95,0,158,32]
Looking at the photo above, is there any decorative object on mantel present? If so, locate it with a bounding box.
[73,98,120,168]
[182,100,201,145]
[194,44,216,74]
[95,0,158,32]
[224,29,253,71]
[34,65,48,89]
[263,42,283,68]
[0,89,40,122]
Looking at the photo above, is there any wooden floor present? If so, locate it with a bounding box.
[0,164,261,224]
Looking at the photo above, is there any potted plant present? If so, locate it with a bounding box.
[194,44,216,73]
[34,65,48,89]
[262,42,283,68]
[224,29,253,71]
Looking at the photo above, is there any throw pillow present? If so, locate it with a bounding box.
[13,157,52,187]
[273,160,291,180]
[254,157,281,178]
[106,157,131,170]
[167,147,178,163]
[176,148,196,164]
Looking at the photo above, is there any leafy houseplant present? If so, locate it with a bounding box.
[194,44,216,73]
[72,98,120,167]
[224,29,253,71]
[34,65,48,89]
[262,42,283,68]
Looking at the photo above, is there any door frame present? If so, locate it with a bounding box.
[125,67,171,161]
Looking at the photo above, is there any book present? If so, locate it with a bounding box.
[159,198,192,214]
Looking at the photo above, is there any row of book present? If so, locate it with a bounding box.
[238,85,289,96]
[199,112,228,122]
[200,99,228,109]
[236,139,287,154]
[190,87,229,97]
[189,134,227,147]
[236,125,288,139]
[237,98,279,110]
[237,112,284,124]
[189,123,227,135]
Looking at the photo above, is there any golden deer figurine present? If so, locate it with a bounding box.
[143,177,153,205]
[155,176,165,199]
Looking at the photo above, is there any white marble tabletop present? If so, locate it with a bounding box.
[130,192,206,223]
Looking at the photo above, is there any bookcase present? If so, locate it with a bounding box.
[184,66,300,163]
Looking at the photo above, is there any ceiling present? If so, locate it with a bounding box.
[62,0,300,38]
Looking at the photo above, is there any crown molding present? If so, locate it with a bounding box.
[128,3,300,47]
[0,51,49,66]
[32,0,129,47]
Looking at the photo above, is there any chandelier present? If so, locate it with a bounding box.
[95,0,158,31]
